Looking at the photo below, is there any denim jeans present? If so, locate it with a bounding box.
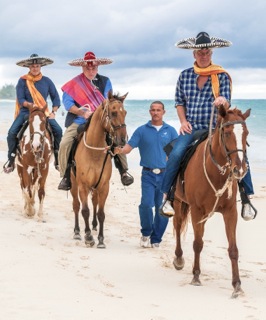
[161,129,254,196]
[7,109,62,160]
[139,170,168,244]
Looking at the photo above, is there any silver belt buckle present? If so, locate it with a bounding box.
[152,168,161,174]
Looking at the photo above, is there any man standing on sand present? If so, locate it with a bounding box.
[114,101,178,248]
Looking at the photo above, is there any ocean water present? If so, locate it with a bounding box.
[1,99,265,183]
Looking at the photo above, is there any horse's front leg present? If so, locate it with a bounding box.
[91,190,98,231]
[96,185,109,249]
[191,208,205,286]
[36,173,47,223]
[79,186,95,247]
[70,178,82,240]
[173,200,185,270]
[223,208,244,298]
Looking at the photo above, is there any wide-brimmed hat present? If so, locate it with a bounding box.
[175,31,232,50]
[68,51,113,67]
[16,53,54,67]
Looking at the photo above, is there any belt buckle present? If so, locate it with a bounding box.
[152,168,161,174]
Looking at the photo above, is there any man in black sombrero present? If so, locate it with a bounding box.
[3,54,62,173]
[159,31,257,221]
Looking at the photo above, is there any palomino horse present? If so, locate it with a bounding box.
[70,92,128,248]
[17,106,52,221]
[172,105,250,298]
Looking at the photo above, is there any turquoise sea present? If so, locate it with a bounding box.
[1,99,265,184]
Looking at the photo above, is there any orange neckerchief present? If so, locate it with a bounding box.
[14,72,50,118]
[193,62,232,98]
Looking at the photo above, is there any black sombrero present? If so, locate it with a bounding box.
[16,53,53,67]
[175,32,232,50]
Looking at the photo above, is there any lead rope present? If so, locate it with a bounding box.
[199,140,233,223]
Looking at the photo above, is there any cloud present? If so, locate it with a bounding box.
[0,0,265,98]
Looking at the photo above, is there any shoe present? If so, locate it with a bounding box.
[140,236,150,248]
[240,190,257,221]
[151,243,160,248]
[159,199,175,218]
[121,172,134,186]
[58,177,71,191]
[3,160,15,174]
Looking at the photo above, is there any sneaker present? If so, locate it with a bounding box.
[58,177,71,191]
[121,172,134,186]
[151,243,160,248]
[140,236,150,248]
[159,199,175,218]
[3,160,15,174]
[241,202,257,221]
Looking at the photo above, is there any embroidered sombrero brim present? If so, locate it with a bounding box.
[175,36,232,49]
[68,58,113,67]
[16,56,53,67]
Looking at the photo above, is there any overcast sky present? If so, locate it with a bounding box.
[0,0,265,99]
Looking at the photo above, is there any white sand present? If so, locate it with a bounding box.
[0,122,266,320]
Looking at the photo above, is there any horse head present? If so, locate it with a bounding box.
[101,91,128,147]
[217,106,250,179]
[28,106,48,162]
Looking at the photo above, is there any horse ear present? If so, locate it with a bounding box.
[120,92,129,102]
[107,90,113,100]
[242,108,251,120]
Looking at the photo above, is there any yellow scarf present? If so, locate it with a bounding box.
[14,72,50,118]
[193,62,232,98]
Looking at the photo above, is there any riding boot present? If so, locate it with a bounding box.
[238,182,257,221]
[58,165,72,191]
[113,155,134,186]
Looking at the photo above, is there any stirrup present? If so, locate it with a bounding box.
[3,159,15,174]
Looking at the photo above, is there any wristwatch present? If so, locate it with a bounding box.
[52,110,57,114]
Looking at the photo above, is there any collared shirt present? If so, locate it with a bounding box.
[16,76,61,108]
[175,67,231,130]
[128,121,178,169]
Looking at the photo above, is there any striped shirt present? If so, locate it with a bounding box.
[175,67,231,130]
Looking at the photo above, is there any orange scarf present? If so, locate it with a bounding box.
[14,73,50,118]
[193,62,232,98]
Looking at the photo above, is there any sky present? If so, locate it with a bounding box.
[0,0,266,100]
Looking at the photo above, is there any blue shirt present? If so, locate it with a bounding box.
[16,76,61,111]
[175,67,231,130]
[128,121,178,169]
[63,77,112,125]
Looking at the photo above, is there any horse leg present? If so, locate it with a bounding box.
[223,209,244,298]
[36,174,47,223]
[96,186,109,249]
[19,170,36,218]
[173,200,185,270]
[190,208,205,286]
[79,186,95,247]
[70,177,82,240]
[91,190,98,231]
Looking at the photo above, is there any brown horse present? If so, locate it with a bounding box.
[70,92,128,248]
[17,106,52,221]
[172,105,251,298]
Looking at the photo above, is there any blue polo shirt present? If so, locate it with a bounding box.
[128,121,178,169]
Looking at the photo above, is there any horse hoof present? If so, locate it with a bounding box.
[85,240,95,247]
[97,242,106,249]
[173,256,185,270]
[231,283,244,298]
[73,233,82,240]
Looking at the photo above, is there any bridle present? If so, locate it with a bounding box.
[82,99,126,151]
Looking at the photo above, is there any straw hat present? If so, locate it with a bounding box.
[16,53,53,67]
[68,51,113,67]
[175,31,232,50]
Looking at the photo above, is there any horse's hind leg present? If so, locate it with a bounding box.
[173,200,185,270]
[223,209,243,298]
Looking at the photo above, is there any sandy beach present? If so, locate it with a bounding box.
[0,122,266,320]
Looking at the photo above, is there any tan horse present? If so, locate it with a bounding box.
[172,105,250,298]
[17,106,52,221]
[70,92,128,248]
